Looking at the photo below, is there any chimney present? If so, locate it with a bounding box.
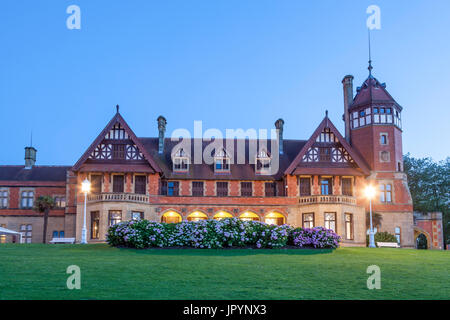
[342,75,354,143]
[157,116,167,154]
[24,146,37,169]
[274,118,285,155]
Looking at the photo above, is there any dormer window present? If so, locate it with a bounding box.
[255,149,271,174]
[214,148,230,173]
[172,148,190,173]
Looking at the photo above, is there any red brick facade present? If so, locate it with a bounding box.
[0,72,443,249]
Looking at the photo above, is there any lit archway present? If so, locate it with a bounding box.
[239,211,260,221]
[187,211,208,222]
[161,211,182,223]
[213,211,233,220]
[265,212,286,225]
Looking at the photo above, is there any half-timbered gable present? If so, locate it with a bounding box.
[285,114,370,176]
[72,110,161,173]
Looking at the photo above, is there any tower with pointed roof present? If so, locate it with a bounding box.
[342,61,414,247]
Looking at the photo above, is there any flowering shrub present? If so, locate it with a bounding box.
[289,227,340,249]
[107,218,339,249]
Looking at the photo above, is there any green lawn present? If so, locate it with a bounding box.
[0,244,448,300]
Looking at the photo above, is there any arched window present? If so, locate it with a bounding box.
[264,212,285,225]
[52,231,59,238]
[213,211,233,220]
[239,211,260,221]
[161,211,182,223]
[187,211,208,222]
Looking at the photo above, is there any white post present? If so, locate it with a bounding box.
[368,197,376,248]
[81,191,87,244]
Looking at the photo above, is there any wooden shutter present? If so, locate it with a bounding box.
[134,176,146,194]
[113,175,124,193]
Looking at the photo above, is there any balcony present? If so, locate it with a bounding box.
[87,192,149,204]
[299,195,357,206]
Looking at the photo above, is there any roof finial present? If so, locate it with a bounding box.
[30,131,33,147]
[325,110,329,127]
[116,104,119,113]
[368,29,373,76]
[325,110,328,118]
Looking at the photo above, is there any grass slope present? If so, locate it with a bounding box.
[0,244,448,300]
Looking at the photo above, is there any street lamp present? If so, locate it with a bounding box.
[81,178,91,244]
[365,185,376,248]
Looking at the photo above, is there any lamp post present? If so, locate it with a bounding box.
[365,185,376,248]
[81,178,91,244]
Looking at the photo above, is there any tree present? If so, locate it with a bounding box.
[366,211,383,230]
[404,154,450,246]
[34,196,55,244]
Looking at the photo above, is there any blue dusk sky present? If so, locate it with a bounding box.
[0,0,449,165]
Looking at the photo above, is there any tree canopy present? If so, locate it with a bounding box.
[404,154,450,244]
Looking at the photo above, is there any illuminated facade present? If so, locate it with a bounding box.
[2,67,436,248]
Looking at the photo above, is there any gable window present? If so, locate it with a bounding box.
[108,210,122,226]
[173,158,189,172]
[216,182,228,197]
[345,213,354,240]
[134,175,147,195]
[302,213,314,229]
[91,211,100,239]
[54,196,66,209]
[106,123,127,140]
[112,144,126,160]
[318,147,331,162]
[215,158,230,172]
[90,175,102,194]
[21,191,34,209]
[380,183,392,203]
[240,182,253,197]
[0,189,8,208]
[172,148,190,172]
[214,149,230,173]
[341,178,353,196]
[265,182,277,197]
[255,150,271,174]
[320,178,332,195]
[324,212,336,232]
[112,175,124,193]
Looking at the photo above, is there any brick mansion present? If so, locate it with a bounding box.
[0,66,444,249]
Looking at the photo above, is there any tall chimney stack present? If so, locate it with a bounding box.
[342,75,354,143]
[157,116,167,154]
[275,118,285,155]
[24,146,37,169]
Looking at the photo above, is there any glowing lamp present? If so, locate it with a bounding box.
[81,179,91,194]
[364,185,376,199]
